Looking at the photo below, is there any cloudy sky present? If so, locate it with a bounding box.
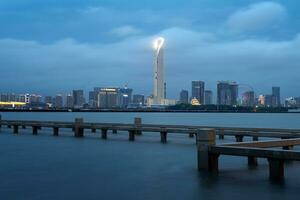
[0,0,300,99]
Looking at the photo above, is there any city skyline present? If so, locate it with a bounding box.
[1,1,300,98]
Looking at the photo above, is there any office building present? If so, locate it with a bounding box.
[97,88,119,108]
[153,37,165,105]
[119,86,133,108]
[179,90,189,104]
[72,90,84,108]
[242,91,255,106]
[204,90,213,105]
[272,87,281,106]
[192,81,205,105]
[217,81,238,106]
[54,94,63,108]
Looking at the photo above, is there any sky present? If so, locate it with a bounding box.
[0,0,300,99]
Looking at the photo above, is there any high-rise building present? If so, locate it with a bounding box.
[272,87,281,106]
[132,94,145,106]
[192,81,205,105]
[217,81,238,106]
[179,90,189,104]
[97,88,119,108]
[88,91,97,108]
[258,94,276,107]
[44,96,53,105]
[204,90,213,105]
[66,94,73,108]
[54,94,63,108]
[119,87,133,108]
[72,90,84,108]
[242,91,255,106]
[153,37,165,105]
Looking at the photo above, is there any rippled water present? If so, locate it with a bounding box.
[0,112,300,200]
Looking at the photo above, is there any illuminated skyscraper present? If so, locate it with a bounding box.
[153,37,165,105]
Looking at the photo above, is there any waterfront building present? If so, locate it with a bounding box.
[97,88,119,108]
[192,81,205,105]
[204,90,213,105]
[54,94,63,108]
[44,96,53,105]
[217,81,238,106]
[191,98,200,105]
[242,91,255,106]
[119,86,133,108]
[132,94,145,106]
[272,86,281,106]
[88,91,97,108]
[66,94,73,108]
[179,90,189,104]
[72,90,85,108]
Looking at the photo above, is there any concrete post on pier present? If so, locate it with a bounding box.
[101,129,107,139]
[8,125,11,128]
[253,136,259,141]
[160,131,168,143]
[235,135,244,142]
[268,158,284,180]
[129,130,135,141]
[218,129,225,140]
[13,125,18,134]
[32,126,38,135]
[112,129,117,134]
[197,129,218,172]
[134,117,142,135]
[53,127,59,136]
[189,133,194,138]
[91,128,96,133]
[74,118,84,137]
[22,125,26,129]
[248,156,258,167]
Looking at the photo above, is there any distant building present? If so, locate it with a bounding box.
[179,90,189,104]
[119,87,133,108]
[272,87,281,106]
[132,94,145,106]
[88,91,97,108]
[204,90,213,105]
[29,94,42,103]
[54,94,63,108]
[97,88,119,108]
[44,96,53,105]
[191,98,200,105]
[285,97,297,107]
[217,81,238,106]
[192,81,205,105]
[242,91,255,106]
[66,94,73,108]
[73,90,85,108]
[258,94,276,107]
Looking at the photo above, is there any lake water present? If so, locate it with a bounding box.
[1,112,300,200]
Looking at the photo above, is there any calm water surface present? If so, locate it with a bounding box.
[1,112,300,200]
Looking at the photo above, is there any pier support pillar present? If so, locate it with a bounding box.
[53,127,59,136]
[189,133,194,138]
[218,129,225,140]
[235,135,244,142]
[197,129,218,172]
[32,126,38,135]
[13,125,18,134]
[248,156,258,167]
[160,131,168,143]
[253,136,259,141]
[22,125,26,129]
[129,130,135,141]
[101,129,107,139]
[8,125,11,128]
[91,128,96,133]
[74,118,84,137]
[134,117,142,135]
[112,129,117,134]
[268,158,284,181]
[283,145,293,150]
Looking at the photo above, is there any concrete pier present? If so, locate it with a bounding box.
[101,129,107,139]
[196,129,218,171]
[13,125,18,134]
[248,156,258,167]
[7,125,11,128]
[74,118,84,137]
[218,129,225,140]
[112,129,117,134]
[235,135,244,142]
[268,158,284,180]
[253,136,259,141]
[91,128,96,133]
[129,130,135,141]
[53,127,59,136]
[134,117,142,135]
[189,133,194,138]
[32,126,38,135]
[160,131,168,143]
[22,125,26,129]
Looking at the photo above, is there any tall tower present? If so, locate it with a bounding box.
[153,37,165,105]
